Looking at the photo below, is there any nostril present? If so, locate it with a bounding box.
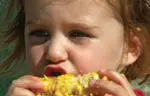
[47,60,58,64]
[47,59,65,65]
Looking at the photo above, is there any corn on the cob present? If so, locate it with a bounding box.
[37,72,107,96]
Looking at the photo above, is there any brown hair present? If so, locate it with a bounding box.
[0,0,150,81]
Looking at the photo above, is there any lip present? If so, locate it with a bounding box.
[44,66,67,77]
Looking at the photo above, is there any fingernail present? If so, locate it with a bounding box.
[100,69,106,73]
[32,83,44,88]
[89,80,96,87]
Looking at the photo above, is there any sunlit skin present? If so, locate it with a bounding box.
[24,0,128,77]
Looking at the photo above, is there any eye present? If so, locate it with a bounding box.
[70,30,89,38]
[69,30,92,45]
[29,29,50,45]
[29,29,49,37]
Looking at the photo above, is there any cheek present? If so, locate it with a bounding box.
[31,46,44,63]
[70,41,123,73]
[25,42,45,74]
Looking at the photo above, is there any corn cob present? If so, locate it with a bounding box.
[37,72,107,96]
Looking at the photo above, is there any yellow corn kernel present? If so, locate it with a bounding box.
[37,72,107,96]
[39,75,56,92]
[55,91,63,96]
[90,93,94,96]
[75,84,83,95]
[102,76,108,81]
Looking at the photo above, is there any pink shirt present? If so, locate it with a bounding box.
[134,90,144,96]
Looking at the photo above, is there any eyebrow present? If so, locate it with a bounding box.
[26,20,43,26]
[26,20,100,30]
[63,22,99,30]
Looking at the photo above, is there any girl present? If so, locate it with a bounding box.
[1,0,150,96]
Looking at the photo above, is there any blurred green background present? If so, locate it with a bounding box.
[0,0,27,95]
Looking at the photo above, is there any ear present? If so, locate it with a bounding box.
[121,31,142,66]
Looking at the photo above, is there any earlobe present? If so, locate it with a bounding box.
[122,31,142,66]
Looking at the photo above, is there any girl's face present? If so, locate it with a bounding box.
[24,0,126,76]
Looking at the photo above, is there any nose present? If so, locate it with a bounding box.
[45,37,68,64]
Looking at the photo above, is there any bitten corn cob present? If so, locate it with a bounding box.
[37,72,107,96]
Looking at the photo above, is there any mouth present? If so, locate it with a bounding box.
[44,66,66,77]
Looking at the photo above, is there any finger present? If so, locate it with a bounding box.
[120,74,136,96]
[99,70,135,96]
[99,69,123,84]
[10,78,43,89]
[19,75,44,93]
[19,75,40,82]
[9,75,43,94]
[7,87,35,96]
[89,79,128,96]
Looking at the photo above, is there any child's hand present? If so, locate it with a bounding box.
[88,70,136,96]
[6,75,44,96]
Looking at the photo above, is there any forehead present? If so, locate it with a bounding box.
[24,0,114,18]
[23,0,121,29]
[24,0,109,7]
